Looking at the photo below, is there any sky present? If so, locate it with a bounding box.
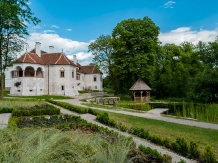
[25,0,218,65]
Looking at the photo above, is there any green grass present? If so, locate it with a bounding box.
[100,111,218,158]
[4,90,72,99]
[84,103,144,113]
[0,128,134,163]
[0,99,46,109]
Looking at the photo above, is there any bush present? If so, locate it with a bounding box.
[138,145,163,159]
[46,100,88,114]
[171,138,188,156]
[96,113,116,127]
[12,104,60,117]
[130,127,149,139]
[203,145,216,163]
[189,141,200,158]
[0,107,13,113]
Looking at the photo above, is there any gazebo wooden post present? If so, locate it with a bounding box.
[148,91,150,101]
[140,91,143,102]
[133,91,136,101]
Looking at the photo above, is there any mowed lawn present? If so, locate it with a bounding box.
[105,112,218,158]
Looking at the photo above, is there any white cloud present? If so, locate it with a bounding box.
[51,25,59,28]
[159,27,218,45]
[163,1,176,8]
[66,28,72,32]
[67,52,93,60]
[24,32,92,63]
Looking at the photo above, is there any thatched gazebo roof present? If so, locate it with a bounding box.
[129,78,151,91]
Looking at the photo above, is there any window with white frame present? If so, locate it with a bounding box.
[60,67,65,78]
[76,74,80,80]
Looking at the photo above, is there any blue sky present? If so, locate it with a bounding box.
[26,0,218,65]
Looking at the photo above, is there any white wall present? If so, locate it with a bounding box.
[84,74,103,91]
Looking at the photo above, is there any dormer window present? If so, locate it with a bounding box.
[60,67,65,78]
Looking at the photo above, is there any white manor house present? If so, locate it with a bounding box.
[5,42,103,96]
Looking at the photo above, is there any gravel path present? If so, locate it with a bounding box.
[59,106,196,163]
[57,99,218,130]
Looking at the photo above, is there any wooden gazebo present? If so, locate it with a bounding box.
[129,78,151,102]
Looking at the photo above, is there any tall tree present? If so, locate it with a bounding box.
[88,35,119,92]
[0,0,40,99]
[111,16,160,94]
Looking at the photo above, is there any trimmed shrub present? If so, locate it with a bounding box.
[0,107,13,113]
[171,138,188,156]
[189,141,200,158]
[203,145,216,163]
[46,100,88,114]
[12,104,60,117]
[138,145,163,159]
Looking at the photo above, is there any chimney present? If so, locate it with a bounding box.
[35,42,41,57]
[73,55,77,65]
[49,46,54,53]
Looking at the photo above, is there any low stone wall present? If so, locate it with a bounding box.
[94,97,120,105]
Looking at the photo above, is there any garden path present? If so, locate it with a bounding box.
[58,106,196,163]
[0,113,11,129]
[57,98,218,130]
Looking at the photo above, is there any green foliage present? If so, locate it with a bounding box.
[0,128,135,163]
[11,104,60,117]
[189,141,200,158]
[178,159,186,163]
[138,145,163,159]
[166,102,218,123]
[0,107,13,113]
[163,154,172,163]
[47,99,88,114]
[171,138,188,156]
[191,67,218,103]
[96,113,116,127]
[111,16,159,94]
[203,145,217,163]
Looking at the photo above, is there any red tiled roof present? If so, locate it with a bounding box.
[42,53,76,66]
[76,65,102,74]
[16,52,43,64]
[15,49,77,66]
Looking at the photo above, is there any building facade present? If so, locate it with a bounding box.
[5,42,103,96]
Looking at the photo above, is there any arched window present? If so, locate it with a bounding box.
[60,67,65,78]
[93,76,97,82]
[25,66,35,77]
[36,67,43,78]
[16,66,23,77]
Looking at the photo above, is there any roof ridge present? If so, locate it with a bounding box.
[27,52,36,63]
[62,53,70,64]
[55,53,62,64]
[22,53,27,62]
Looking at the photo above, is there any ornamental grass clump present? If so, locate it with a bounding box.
[0,128,134,163]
